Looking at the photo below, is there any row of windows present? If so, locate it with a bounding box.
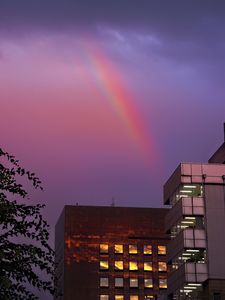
[100,261,167,272]
[100,295,157,300]
[100,244,166,255]
[100,277,167,289]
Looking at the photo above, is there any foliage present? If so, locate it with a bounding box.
[0,148,55,299]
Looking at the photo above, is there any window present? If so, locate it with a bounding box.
[158,262,167,272]
[100,278,109,287]
[144,278,153,288]
[115,244,123,254]
[144,297,154,299]
[129,261,138,271]
[144,245,152,255]
[159,278,167,289]
[213,293,221,300]
[115,296,124,300]
[100,261,109,270]
[130,278,138,288]
[129,245,138,254]
[158,245,166,255]
[115,261,123,271]
[100,295,109,300]
[115,278,123,287]
[144,262,152,271]
[130,296,138,300]
[100,244,109,254]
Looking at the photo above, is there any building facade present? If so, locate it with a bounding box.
[55,206,169,300]
[163,125,225,299]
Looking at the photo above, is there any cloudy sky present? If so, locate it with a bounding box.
[1,0,225,247]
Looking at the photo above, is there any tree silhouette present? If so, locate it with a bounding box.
[0,148,55,299]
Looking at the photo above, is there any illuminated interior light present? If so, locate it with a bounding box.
[183,185,197,188]
[188,283,202,286]
[186,249,199,252]
[181,221,195,224]
[180,190,193,193]
[184,286,197,289]
[185,217,196,220]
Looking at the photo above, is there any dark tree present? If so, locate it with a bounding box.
[0,148,55,299]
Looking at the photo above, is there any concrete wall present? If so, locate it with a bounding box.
[205,185,225,279]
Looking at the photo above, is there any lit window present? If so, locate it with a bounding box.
[130,278,138,288]
[115,278,123,287]
[130,296,138,300]
[100,244,109,254]
[100,277,109,287]
[115,261,123,271]
[159,278,167,289]
[144,296,154,299]
[129,245,138,254]
[100,295,109,300]
[158,245,166,255]
[144,245,152,255]
[129,261,138,271]
[100,261,109,270]
[158,262,167,272]
[144,262,152,271]
[144,278,153,288]
[115,244,123,254]
[115,296,124,300]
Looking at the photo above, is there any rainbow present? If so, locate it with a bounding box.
[78,41,156,163]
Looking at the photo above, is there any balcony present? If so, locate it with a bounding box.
[167,263,208,294]
[167,229,206,263]
[165,197,204,233]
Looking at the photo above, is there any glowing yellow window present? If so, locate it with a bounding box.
[100,295,109,300]
[158,262,167,272]
[144,245,152,255]
[130,296,138,300]
[159,278,167,289]
[100,261,109,270]
[115,296,124,300]
[115,244,123,254]
[129,261,138,271]
[144,297,154,299]
[115,261,123,271]
[144,278,153,288]
[144,262,152,271]
[100,244,109,254]
[158,245,166,255]
[129,245,138,254]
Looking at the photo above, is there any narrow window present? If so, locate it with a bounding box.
[158,262,167,272]
[100,295,109,300]
[144,262,152,271]
[100,278,109,287]
[115,261,123,271]
[130,278,138,288]
[130,296,138,300]
[115,278,123,287]
[100,261,109,270]
[100,244,109,254]
[129,261,138,271]
[144,278,153,288]
[115,244,123,254]
[144,245,152,255]
[115,296,124,300]
[158,245,166,255]
[159,278,167,289]
[129,245,138,254]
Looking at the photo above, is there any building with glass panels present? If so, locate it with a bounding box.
[55,205,169,300]
[163,125,225,299]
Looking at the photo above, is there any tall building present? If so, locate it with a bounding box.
[55,205,169,300]
[163,125,225,299]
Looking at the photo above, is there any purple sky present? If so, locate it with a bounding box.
[1,0,225,254]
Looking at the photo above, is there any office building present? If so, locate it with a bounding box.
[163,124,225,299]
[55,205,169,300]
